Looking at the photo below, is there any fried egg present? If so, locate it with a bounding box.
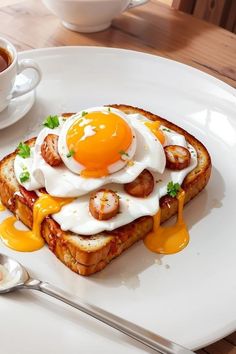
[59,108,136,177]
[52,152,197,235]
[16,107,167,197]
[13,106,198,236]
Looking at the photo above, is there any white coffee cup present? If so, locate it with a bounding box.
[0,37,41,113]
[42,0,149,33]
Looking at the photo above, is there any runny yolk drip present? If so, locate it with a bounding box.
[66,111,133,178]
[0,194,73,252]
[0,201,6,211]
[144,190,189,254]
[145,121,165,145]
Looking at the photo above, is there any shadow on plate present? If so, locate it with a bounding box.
[92,242,164,290]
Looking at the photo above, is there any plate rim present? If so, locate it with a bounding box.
[19,45,236,99]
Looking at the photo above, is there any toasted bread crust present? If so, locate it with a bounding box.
[0,105,211,276]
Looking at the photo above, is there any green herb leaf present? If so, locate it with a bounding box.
[167,181,180,198]
[19,171,30,183]
[119,150,129,157]
[43,115,60,129]
[107,107,111,112]
[66,149,75,158]
[162,128,171,132]
[17,142,31,159]
[81,111,88,117]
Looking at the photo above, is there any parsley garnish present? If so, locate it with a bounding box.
[17,142,31,159]
[162,128,171,132]
[167,181,180,198]
[43,115,59,129]
[119,150,129,157]
[66,149,75,158]
[107,107,111,112]
[19,171,30,183]
[81,111,88,117]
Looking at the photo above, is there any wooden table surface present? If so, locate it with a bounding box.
[0,0,235,353]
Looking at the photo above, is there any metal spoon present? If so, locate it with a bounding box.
[0,253,194,354]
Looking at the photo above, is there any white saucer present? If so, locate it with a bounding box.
[0,90,35,130]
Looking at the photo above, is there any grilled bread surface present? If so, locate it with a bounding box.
[0,105,211,275]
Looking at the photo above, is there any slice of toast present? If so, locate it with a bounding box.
[0,105,211,276]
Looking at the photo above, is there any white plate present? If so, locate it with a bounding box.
[0,47,235,354]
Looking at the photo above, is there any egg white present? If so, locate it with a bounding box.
[17,107,167,197]
[14,148,43,191]
[52,147,197,235]
[14,107,198,236]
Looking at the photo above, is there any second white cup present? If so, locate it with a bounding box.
[42,0,149,33]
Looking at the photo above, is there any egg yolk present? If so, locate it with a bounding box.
[144,190,189,254]
[0,200,5,211]
[145,121,165,145]
[0,194,73,252]
[66,111,133,178]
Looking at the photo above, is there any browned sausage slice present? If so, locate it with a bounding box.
[62,112,76,118]
[124,169,154,198]
[41,134,62,167]
[89,189,120,221]
[164,145,191,170]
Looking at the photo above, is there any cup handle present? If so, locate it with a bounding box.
[128,0,149,9]
[11,59,42,99]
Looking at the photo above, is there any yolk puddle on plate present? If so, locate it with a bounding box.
[144,189,189,254]
[0,194,73,252]
[0,200,6,211]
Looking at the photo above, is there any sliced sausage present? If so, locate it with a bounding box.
[41,134,62,167]
[89,189,120,221]
[124,169,154,198]
[62,112,76,118]
[164,145,191,170]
